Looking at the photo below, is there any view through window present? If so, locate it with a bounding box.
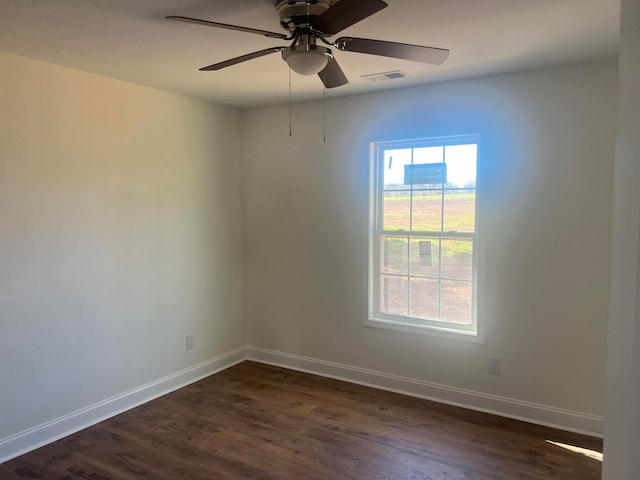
[368,136,479,338]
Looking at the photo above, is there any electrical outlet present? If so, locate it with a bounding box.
[487,357,501,375]
[186,334,195,350]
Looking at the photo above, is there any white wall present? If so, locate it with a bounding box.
[0,52,244,443]
[243,60,617,428]
[603,0,640,478]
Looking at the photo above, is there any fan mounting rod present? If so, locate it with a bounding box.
[276,0,334,34]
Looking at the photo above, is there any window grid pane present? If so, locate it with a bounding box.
[382,236,409,275]
[383,192,411,230]
[380,274,408,316]
[409,237,440,278]
[443,189,476,232]
[411,190,443,231]
[441,238,474,281]
[441,280,473,324]
[409,277,439,320]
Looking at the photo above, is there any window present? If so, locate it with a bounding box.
[368,136,480,340]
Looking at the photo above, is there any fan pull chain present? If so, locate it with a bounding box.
[288,67,292,137]
[323,85,326,143]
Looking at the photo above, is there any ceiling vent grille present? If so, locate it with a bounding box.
[361,70,409,82]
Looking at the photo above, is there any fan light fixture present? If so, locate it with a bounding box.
[282,44,332,76]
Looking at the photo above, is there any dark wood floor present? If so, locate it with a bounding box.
[1,361,602,479]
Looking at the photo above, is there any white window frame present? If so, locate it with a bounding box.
[366,135,482,342]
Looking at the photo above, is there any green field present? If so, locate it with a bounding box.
[383,192,476,232]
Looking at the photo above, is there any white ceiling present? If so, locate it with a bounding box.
[0,0,619,109]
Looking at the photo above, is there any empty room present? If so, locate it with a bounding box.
[1,1,638,479]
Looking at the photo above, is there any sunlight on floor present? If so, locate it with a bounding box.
[546,440,604,462]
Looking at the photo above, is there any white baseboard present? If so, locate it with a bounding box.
[246,347,604,438]
[0,347,247,464]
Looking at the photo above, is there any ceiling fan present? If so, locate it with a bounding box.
[166,0,450,88]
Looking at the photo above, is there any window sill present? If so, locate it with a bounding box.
[365,316,484,343]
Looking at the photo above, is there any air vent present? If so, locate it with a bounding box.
[361,70,409,82]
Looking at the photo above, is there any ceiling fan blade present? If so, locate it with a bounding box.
[200,47,286,71]
[318,57,349,88]
[311,0,387,35]
[166,16,288,39]
[335,37,450,65]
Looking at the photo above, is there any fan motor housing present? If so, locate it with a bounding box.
[276,0,336,32]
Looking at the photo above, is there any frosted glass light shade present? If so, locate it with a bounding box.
[282,45,332,76]
[286,50,329,75]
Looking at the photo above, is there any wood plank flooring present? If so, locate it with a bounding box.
[1,361,603,479]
